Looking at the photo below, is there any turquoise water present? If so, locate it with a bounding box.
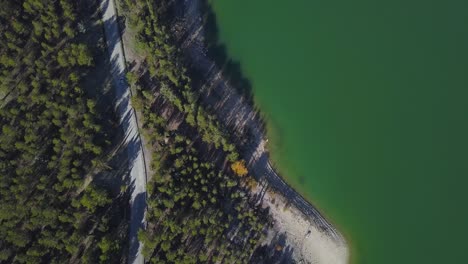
[209,0,468,263]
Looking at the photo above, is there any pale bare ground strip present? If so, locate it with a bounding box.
[98,0,147,263]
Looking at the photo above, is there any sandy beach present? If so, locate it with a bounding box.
[255,181,349,264]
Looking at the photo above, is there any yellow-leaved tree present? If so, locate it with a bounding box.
[231,160,248,177]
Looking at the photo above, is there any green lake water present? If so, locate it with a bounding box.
[209,0,468,263]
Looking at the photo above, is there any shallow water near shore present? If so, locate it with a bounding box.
[209,0,468,263]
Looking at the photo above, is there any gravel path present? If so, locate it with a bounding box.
[99,0,147,263]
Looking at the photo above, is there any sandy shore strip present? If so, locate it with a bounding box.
[254,181,349,264]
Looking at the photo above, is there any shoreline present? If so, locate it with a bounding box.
[262,138,355,263]
[177,0,349,262]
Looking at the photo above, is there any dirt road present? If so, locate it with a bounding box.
[99,0,147,263]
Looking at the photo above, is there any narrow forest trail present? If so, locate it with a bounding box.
[99,0,147,263]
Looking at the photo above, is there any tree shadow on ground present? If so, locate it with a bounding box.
[200,0,254,100]
[250,233,296,264]
[173,0,269,149]
[169,0,256,105]
[82,2,147,261]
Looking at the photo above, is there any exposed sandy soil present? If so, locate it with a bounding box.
[254,182,349,264]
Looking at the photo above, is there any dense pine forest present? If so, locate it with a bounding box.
[0,0,282,263]
[0,0,127,263]
[120,0,273,263]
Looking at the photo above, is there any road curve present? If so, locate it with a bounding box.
[99,0,147,263]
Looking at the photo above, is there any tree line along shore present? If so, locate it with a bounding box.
[120,0,278,263]
[0,0,339,263]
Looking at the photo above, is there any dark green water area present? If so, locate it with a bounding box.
[209,0,468,263]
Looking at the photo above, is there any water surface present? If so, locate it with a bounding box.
[209,0,468,263]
